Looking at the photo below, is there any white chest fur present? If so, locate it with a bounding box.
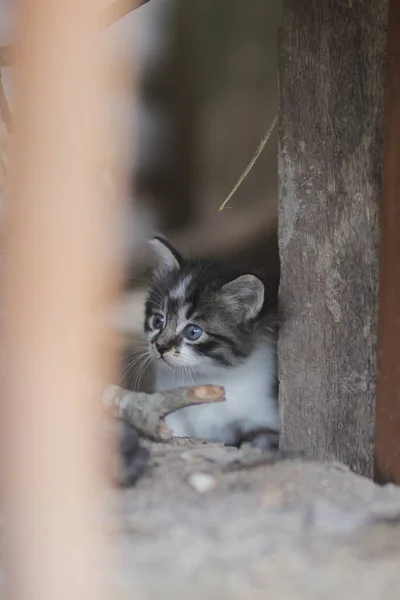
[154,344,280,444]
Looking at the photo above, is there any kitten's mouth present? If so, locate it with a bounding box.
[158,354,181,368]
[158,354,174,365]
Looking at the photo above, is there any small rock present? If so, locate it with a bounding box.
[180,452,192,461]
[330,461,350,472]
[263,488,285,508]
[187,473,217,494]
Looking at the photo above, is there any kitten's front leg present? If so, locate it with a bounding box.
[240,427,280,451]
[103,418,149,487]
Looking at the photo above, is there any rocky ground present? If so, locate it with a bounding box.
[108,438,400,599]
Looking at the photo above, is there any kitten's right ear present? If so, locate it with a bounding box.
[149,236,182,271]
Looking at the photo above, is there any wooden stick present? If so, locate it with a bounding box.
[2,1,119,599]
[103,384,226,440]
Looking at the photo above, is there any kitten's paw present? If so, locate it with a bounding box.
[241,429,280,452]
[117,420,150,487]
[105,419,150,487]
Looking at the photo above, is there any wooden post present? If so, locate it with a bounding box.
[375,0,400,484]
[278,0,388,477]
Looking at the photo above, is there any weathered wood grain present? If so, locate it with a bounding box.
[375,0,400,484]
[278,0,388,477]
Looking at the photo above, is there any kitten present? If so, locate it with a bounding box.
[144,236,280,448]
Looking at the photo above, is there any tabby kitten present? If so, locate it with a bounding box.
[144,237,280,448]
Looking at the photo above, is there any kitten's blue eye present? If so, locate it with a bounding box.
[150,313,165,330]
[184,324,203,341]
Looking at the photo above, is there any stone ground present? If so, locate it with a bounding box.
[107,439,400,599]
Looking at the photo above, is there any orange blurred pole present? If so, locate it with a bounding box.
[1,1,123,599]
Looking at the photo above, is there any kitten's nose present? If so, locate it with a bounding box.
[155,341,174,355]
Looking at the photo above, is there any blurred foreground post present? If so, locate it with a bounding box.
[1,1,127,599]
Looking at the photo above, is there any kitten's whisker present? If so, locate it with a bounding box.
[122,340,148,350]
[144,278,165,298]
[120,345,148,361]
[119,356,139,384]
[133,354,152,391]
[184,364,192,386]
[121,352,147,373]
[149,290,164,306]
[179,364,185,387]
[139,277,165,304]
[188,364,200,386]
[131,356,148,391]
[137,357,152,390]
[182,364,187,386]
[120,343,149,358]
[119,351,151,385]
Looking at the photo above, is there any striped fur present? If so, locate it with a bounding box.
[144,236,280,446]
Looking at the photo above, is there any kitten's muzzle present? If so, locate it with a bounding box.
[155,341,175,356]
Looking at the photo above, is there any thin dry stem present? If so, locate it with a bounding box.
[219,114,278,211]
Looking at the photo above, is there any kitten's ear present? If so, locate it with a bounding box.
[149,236,182,271]
[221,274,264,320]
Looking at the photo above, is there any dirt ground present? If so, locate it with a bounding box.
[108,439,400,599]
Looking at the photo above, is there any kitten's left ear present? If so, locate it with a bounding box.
[221,274,264,320]
[149,236,182,271]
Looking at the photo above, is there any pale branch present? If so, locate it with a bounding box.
[103,384,226,441]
